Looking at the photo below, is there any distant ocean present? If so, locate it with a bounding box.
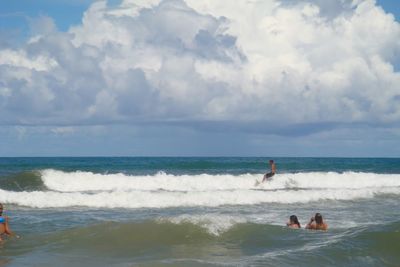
[0,157,399,266]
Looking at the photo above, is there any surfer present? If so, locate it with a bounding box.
[306,213,328,231]
[0,203,18,241]
[262,160,276,182]
[286,215,301,228]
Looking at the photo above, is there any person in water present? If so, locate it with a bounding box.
[0,203,17,241]
[262,160,276,182]
[286,215,301,228]
[306,213,328,230]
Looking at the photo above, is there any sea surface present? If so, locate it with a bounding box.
[0,157,399,266]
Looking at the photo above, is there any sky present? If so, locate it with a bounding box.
[0,0,399,157]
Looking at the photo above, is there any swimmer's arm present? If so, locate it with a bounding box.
[305,217,315,229]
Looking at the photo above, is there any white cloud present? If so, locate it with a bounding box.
[51,126,75,135]
[0,49,58,71]
[0,0,399,132]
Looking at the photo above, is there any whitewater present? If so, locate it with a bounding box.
[1,169,399,209]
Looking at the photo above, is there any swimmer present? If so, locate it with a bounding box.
[0,203,18,241]
[286,215,301,229]
[306,213,328,231]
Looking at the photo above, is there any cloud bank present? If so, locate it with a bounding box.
[0,0,399,132]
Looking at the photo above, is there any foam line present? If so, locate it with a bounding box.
[40,169,400,192]
[1,169,399,209]
[0,187,399,209]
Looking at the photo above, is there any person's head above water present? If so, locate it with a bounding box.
[314,213,323,224]
[290,215,300,227]
[269,160,274,164]
[307,212,328,230]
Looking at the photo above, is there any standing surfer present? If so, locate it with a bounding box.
[262,160,276,182]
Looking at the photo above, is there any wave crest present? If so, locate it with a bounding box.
[0,169,399,208]
[40,169,400,192]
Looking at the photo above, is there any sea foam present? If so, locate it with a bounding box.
[158,214,247,235]
[0,169,399,209]
[40,169,400,192]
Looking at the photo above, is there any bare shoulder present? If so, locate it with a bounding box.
[306,223,316,230]
[315,223,328,231]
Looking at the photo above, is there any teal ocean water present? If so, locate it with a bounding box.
[0,157,399,266]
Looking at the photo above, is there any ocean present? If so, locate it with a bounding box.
[0,157,399,266]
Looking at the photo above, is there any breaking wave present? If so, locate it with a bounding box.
[0,169,399,208]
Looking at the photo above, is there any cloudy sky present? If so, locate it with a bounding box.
[0,0,399,157]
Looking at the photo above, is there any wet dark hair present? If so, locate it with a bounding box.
[290,215,300,228]
[315,213,323,225]
[269,160,274,163]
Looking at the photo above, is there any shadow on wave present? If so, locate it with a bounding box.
[0,171,44,192]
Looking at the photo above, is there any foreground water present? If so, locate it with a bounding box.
[0,157,399,266]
